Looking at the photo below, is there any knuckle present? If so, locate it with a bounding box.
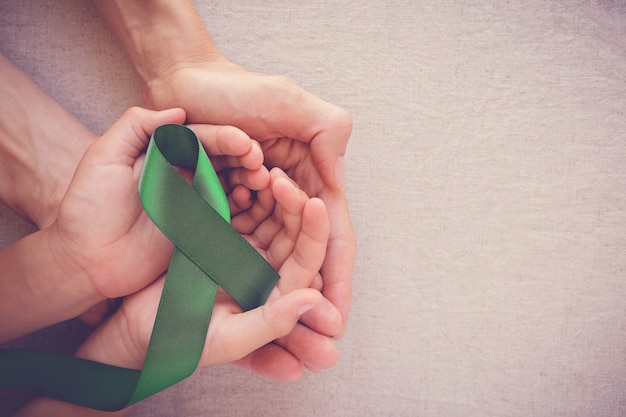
[125,106,147,119]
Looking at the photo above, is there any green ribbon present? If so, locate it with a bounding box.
[0,124,280,411]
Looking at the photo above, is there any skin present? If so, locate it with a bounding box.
[0,106,267,343]
[1,0,356,410]
[91,0,356,338]
[0,55,340,374]
[14,116,340,417]
[0,53,96,229]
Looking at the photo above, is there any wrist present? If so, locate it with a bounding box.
[42,225,105,312]
[0,54,96,229]
[142,57,240,112]
[0,227,103,342]
[91,0,223,101]
[74,303,145,370]
[30,124,96,229]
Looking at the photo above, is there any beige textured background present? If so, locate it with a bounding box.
[1,1,626,416]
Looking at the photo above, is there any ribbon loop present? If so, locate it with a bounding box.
[139,125,279,311]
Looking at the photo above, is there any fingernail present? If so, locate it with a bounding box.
[296,304,317,316]
[278,176,298,194]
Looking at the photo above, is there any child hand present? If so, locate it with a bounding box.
[49,107,268,320]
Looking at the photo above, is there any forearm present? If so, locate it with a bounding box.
[0,228,102,343]
[90,0,223,99]
[0,54,96,229]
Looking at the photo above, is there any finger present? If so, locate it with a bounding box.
[232,343,305,381]
[200,288,324,366]
[231,186,275,236]
[187,124,264,171]
[308,115,352,191]
[78,300,112,327]
[271,169,308,232]
[235,301,342,377]
[189,124,270,192]
[97,107,186,164]
[318,188,356,338]
[274,321,339,373]
[221,165,270,192]
[275,197,329,294]
[257,172,309,269]
[297,296,343,338]
[228,185,254,217]
[310,272,323,292]
[243,167,311,268]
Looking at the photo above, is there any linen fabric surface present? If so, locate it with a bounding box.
[1,1,625,416]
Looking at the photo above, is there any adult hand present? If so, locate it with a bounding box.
[50,107,269,302]
[145,59,356,336]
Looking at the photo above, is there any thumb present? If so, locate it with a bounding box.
[92,107,186,164]
[200,288,324,366]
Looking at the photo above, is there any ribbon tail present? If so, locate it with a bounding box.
[129,248,218,404]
